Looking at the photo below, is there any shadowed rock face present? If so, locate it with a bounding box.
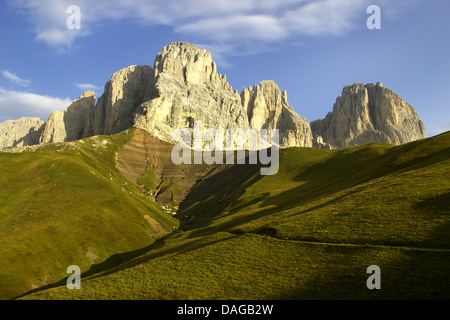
[242,80,312,147]
[0,117,44,149]
[36,65,154,145]
[86,65,154,137]
[310,82,426,149]
[0,43,426,150]
[40,91,96,144]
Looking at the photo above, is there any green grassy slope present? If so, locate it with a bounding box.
[21,132,450,300]
[0,130,178,299]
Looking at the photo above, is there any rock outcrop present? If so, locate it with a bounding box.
[84,65,154,137]
[0,43,426,151]
[134,42,312,148]
[242,80,312,147]
[38,65,153,145]
[40,91,96,143]
[133,42,251,146]
[0,117,44,149]
[311,82,426,149]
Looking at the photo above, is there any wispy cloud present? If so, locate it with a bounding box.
[9,0,365,48]
[1,70,31,87]
[9,0,406,56]
[177,15,287,42]
[0,88,71,122]
[75,83,99,91]
[282,0,367,36]
[193,43,237,69]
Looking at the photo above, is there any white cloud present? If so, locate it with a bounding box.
[0,88,71,122]
[11,0,89,51]
[193,43,237,69]
[36,29,82,50]
[75,83,99,91]
[282,0,367,36]
[1,70,31,87]
[177,15,287,42]
[9,0,375,51]
[10,0,417,61]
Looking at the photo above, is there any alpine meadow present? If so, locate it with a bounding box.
[1,1,450,302]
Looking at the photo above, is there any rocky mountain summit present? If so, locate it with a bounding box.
[311,82,426,149]
[0,42,425,150]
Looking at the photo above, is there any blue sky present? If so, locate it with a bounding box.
[0,0,449,136]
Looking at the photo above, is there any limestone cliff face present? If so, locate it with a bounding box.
[84,65,154,137]
[242,80,312,147]
[0,43,427,151]
[134,42,311,148]
[133,42,250,145]
[40,91,96,143]
[310,82,426,149]
[38,66,153,145]
[0,117,44,149]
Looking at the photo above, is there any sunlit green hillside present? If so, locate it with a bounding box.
[0,130,178,299]
[18,131,450,300]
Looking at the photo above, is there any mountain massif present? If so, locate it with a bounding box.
[0,42,425,150]
[2,42,446,301]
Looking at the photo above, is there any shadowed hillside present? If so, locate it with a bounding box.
[14,131,450,300]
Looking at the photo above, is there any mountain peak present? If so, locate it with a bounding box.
[311,82,426,148]
[153,42,216,85]
[0,42,426,151]
[79,91,96,99]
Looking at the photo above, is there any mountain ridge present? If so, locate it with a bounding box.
[0,42,425,150]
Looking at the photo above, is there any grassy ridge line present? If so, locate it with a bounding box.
[172,135,449,248]
[225,158,450,249]
[196,133,450,247]
[248,233,450,252]
[0,130,178,300]
[21,232,450,300]
[22,132,450,299]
